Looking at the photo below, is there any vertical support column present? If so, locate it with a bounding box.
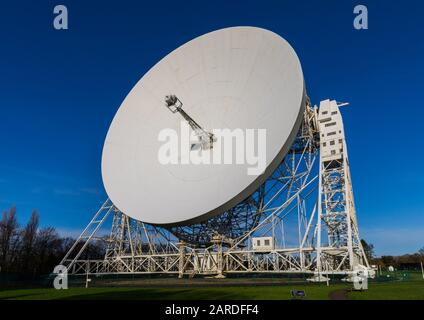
[343,142,355,270]
[216,241,225,278]
[212,235,226,278]
[316,155,323,274]
[298,195,305,270]
[178,241,185,278]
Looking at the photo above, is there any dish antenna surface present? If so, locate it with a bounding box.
[102,26,306,225]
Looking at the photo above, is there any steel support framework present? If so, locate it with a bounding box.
[59,101,370,278]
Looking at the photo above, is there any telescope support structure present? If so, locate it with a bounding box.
[59,100,372,280]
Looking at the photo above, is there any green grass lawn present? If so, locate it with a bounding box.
[1,276,423,300]
[0,284,346,300]
[349,280,424,300]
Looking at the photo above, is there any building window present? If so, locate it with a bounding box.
[327,131,336,136]
[331,111,338,115]
[319,118,332,123]
[256,240,261,246]
[264,239,270,246]
[331,150,336,155]
[330,140,335,146]
[323,142,326,147]
[325,122,336,127]
[339,139,343,143]
[322,111,328,115]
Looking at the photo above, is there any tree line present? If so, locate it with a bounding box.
[0,207,105,276]
[1,207,423,276]
[361,239,424,269]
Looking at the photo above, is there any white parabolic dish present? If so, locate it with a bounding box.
[102,26,306,226]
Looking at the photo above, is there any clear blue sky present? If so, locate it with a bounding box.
[0,0,423,256]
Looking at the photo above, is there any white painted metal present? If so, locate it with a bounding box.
[102,26,306,225]
[316,100,369,277]
[59,199,114,271]
[252,237,274,251]
[352,265,369,290]
[58,27,372,283]
[60,102,371,280]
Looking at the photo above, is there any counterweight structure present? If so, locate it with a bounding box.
[59,100,372,280]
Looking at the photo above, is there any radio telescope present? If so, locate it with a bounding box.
[101,26,305,226]
[59,27,372,281]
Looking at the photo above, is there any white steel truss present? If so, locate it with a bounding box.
[59,100,371,279]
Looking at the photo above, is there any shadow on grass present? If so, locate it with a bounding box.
[57,288,245,300]
[0,293,46,300]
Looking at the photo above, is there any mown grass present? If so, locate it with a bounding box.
[1,272,423,300]
[348,280,424,300]
[0,284,347,300]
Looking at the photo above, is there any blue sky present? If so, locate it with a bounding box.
[0,0,423,256]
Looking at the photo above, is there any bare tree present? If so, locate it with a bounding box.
[20,210,39,274]
[34,227,61,274]
[0,207,20,272]
[0,207,109,276]
[361,239,375,262]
